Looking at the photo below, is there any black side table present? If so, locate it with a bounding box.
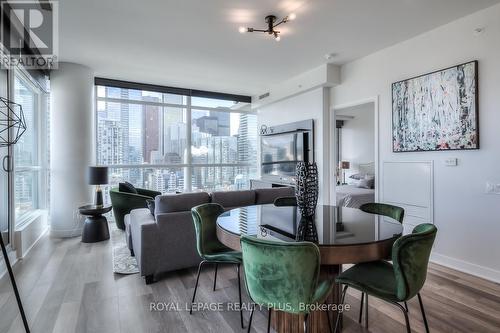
[79,205,112,243]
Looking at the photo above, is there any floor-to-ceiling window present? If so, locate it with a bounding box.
[13,70,49,226]
[96,83,257,193]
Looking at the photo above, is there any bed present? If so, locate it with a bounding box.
[336,185,375,208]
[336,162,375,208]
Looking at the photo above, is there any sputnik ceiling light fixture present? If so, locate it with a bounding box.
[239,13,296,41]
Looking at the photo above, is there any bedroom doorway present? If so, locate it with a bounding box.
[331,99,378,208]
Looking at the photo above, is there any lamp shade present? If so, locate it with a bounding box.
[88,166,108,185]
[340,161,350,170]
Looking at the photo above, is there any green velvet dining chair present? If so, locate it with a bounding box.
[190,203,244,328]
[240,236,334,333]
[334,223,437,333]
[357,202,405,324]
[359,202,405,223]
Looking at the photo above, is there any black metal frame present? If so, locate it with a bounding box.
[245,14,292,39]
[189,260,244,329]
[0,235,30,332]
[334,286,430,333]
[357,292,409,329]
[94,77,252,103]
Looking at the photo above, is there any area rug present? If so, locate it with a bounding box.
[111,228,139,274]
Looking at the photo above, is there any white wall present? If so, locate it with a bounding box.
[258,87,331,204]
[336,103,375,182]
[50,62,94,238]
[332,4,500,281]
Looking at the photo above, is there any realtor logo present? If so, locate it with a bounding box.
[0,0,58,69]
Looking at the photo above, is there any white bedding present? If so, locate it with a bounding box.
[336,185,375,208]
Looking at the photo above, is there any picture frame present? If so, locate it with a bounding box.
[392,60,479,152]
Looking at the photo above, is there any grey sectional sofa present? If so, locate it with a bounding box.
[125,187,294,284]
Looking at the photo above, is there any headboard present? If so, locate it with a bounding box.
[358,162,375,175]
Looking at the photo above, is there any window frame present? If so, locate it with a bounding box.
[11,67,49,226]
[94,83,256,192]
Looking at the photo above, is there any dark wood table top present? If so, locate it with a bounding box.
[216,204,403,265]
[78,205,112,216]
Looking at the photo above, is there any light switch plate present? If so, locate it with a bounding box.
[486,182,495,194]
[445,158,458,166]
[485,182,500,194]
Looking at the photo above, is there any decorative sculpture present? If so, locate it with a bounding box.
[0,97,27,147]
[295,161,319,217]
[295,162,319,243]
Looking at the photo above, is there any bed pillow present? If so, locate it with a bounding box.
[356,179,372,189]
[349,173,365,180]
[363,175,375,189]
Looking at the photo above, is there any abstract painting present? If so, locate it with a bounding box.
[392,61,479,152]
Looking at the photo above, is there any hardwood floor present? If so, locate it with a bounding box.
[1,231,500,333]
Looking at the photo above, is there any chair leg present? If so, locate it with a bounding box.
[190,260,206,315]
[145,275,155,285]
[358,292,364,323]
[365,294,369,329]
[334,285,348,333]
[418,293,430,333]
[237,263,244,329]
[213,263,218,291]
[247,304,255,333]
[393,302,411,333]
[267,308,272,333]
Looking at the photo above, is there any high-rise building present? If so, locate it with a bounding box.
[142,96,160,163]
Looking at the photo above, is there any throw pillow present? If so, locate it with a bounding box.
[119,181,138,194]
[349,173,365,180]
[356,179,372,189]
[365,174,375,189]
[146,199,155,216]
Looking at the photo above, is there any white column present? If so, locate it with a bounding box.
[50,62,94,238]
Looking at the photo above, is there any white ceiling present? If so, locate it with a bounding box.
[59,0,499,96]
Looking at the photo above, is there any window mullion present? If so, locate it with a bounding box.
[185,96,192,192]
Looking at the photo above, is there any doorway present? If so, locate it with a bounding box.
[331,98,379,207]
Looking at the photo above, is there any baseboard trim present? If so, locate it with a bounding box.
[431,252,500,284]
[49,227,83,238]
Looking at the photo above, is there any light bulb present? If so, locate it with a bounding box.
[275,35,281,42]
[238,26,247,34]
[288,13,297,20]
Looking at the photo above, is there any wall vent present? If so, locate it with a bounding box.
[259,92,270,100]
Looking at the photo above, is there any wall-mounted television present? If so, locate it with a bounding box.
[261,131,311,180]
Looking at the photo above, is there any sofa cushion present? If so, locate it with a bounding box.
[210,190,256,209]
[119,181,138,194]
[255,187,295,205]
[155,192,210,214]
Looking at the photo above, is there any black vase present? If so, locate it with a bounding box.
[295,162,319,218]
[296,216,318,243]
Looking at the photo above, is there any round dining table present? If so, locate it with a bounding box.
[216,204,403,333]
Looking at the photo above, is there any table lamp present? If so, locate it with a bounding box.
[339,161,350,185]
[88,166,108,207]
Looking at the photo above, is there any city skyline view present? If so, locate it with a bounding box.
[96,86,257,193]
